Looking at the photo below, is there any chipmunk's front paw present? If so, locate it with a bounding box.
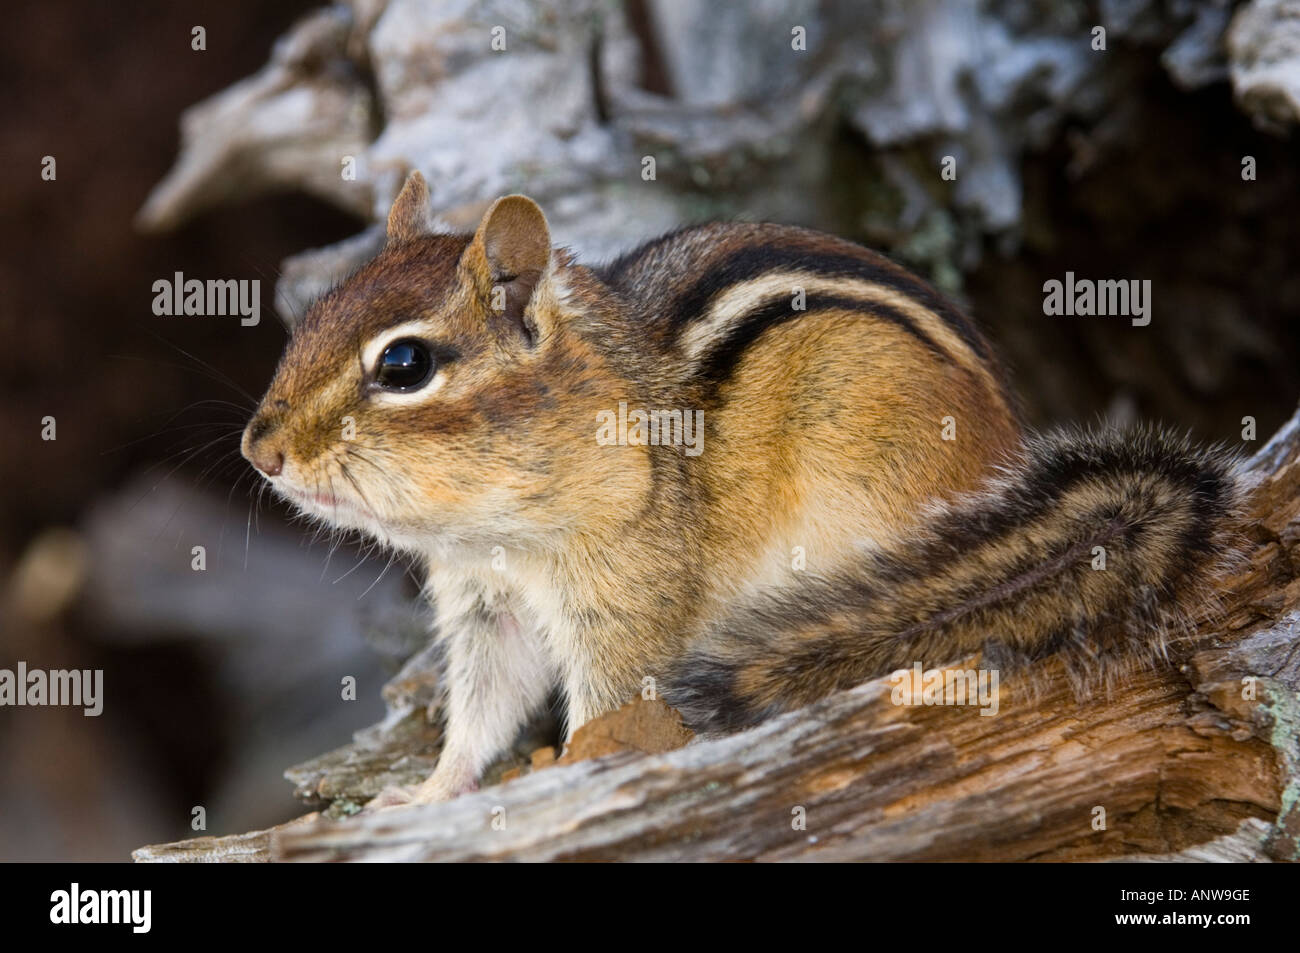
[362,784,420,813]
[361,769,478,813]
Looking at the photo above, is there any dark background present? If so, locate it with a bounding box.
[1,0,372,862]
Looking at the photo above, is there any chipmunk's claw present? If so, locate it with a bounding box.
[360,775,478,813]
[361,784,419,813]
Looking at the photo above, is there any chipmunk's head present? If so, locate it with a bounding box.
[241,171,645,554]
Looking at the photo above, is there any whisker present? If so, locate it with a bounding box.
[358,549,399,601]
[101,421,245,457]
[137,326,261,405]
[108,349,257,409]
[124,430,243,515]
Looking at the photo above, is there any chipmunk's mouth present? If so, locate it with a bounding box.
[278,483,379,523]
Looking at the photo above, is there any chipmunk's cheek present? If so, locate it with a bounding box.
[409,471,470,517]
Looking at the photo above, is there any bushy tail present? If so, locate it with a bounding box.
[664,425,1246,733]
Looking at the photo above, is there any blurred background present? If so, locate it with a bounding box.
[3,0,1298,860]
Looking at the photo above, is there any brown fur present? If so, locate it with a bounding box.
[241,172,1241,800]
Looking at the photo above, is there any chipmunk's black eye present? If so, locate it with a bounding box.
[374,339,434,391]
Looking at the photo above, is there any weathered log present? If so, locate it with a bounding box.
[1104,818,1274,862]
[221,406,1297,862]
[139,1,1285,328]
[132,814,321,863]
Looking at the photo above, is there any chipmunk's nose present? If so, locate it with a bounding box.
[250,446,284,477]
[242,413,286,477]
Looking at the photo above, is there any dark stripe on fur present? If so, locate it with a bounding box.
[869,431,1224,586]
[695,293,948,386]
[663,426,1244,733]
[665,245,990,361]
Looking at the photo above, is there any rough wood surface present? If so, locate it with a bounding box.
[132,814,320,863]
[134,406,1300,862]
[1105,818,1274,862]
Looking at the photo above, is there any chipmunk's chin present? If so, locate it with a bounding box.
[260,471,471,555]
[270,479,378,528]
[277,480,449,554]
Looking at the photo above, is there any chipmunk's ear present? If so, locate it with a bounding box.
[386,171,431,243]
[464,194,552,344]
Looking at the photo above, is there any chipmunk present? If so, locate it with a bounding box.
[241,171,1242,804]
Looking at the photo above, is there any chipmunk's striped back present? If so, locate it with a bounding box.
[599,223,1013,410]
[591,221,1026,612]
